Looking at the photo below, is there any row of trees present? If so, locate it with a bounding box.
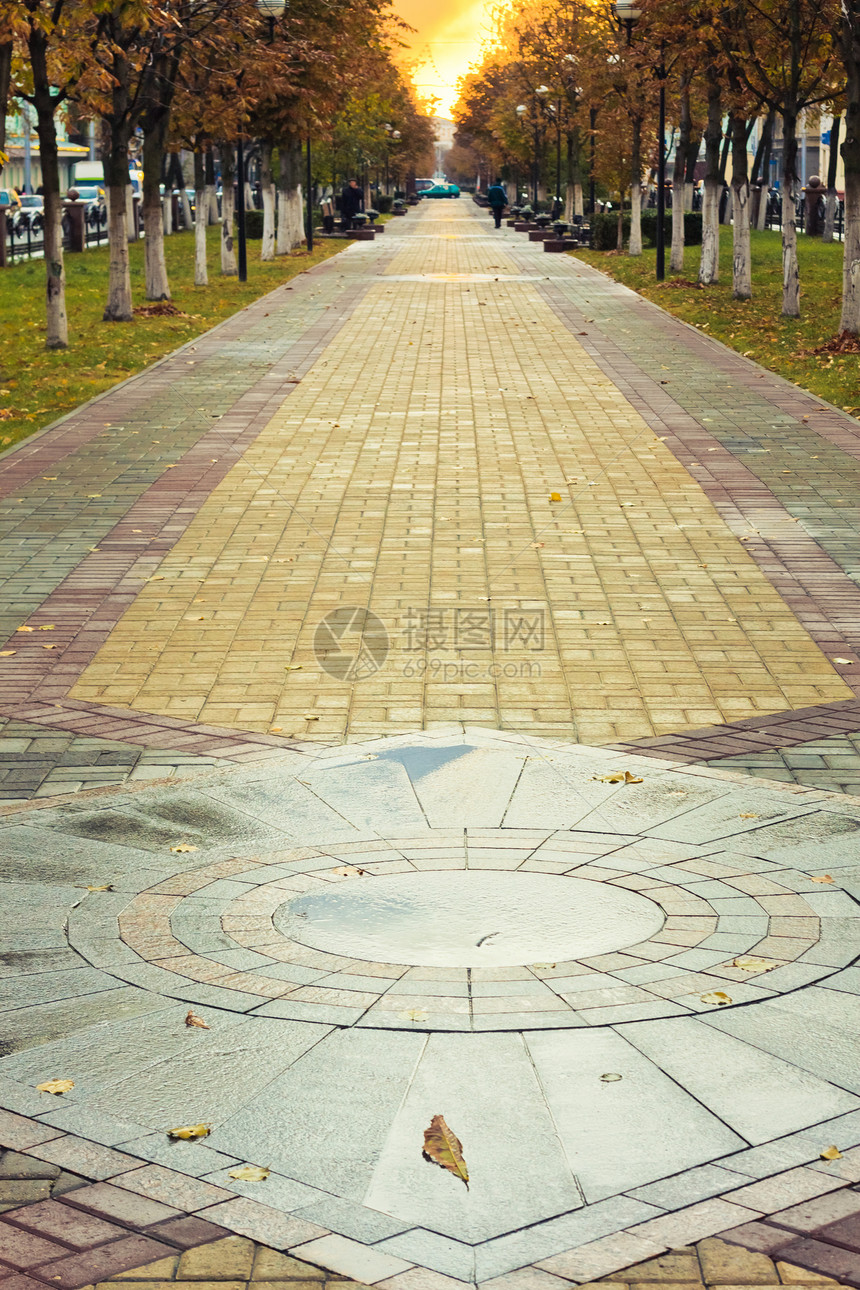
[0,0,434,349]
[452,0,860,337]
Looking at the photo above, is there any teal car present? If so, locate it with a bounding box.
[421,183,460,198]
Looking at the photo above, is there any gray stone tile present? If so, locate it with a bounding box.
[207,1027,426,1200]
[0,985,171,1055]
[625,1162,754,1208]
[364,1033,582,1242]
[294,1196,411,1243]
[472,1196,663,1281]
[408,747,524,828]
[525,1028,742,1203]
[298,760,428,833]
[624,1016,859,1144]
[377,1230,476,1282]
[204,1163,329,1210]
[119,1132,241,1175]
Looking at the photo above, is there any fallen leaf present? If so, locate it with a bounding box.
[170,843,198,853]
[531,963,557,971]
[700,990,733,1006]
[37,1078,74,1095]
[42,644,58,650]
[820,1145,843,1160]
[732,956,776,972]
[167,1123,210,1139]
[399,1008,429,1022]
[185,1010,210,1029]
[531,542,545,549]
[0,650,16,656]
[284,664,303,671]
[593,771,644,784]
[833,658,854,665]
[739,813,759,819]
[600,1072,623,1082]
[86,883,114,892]
[37,625,55,631]
[333,865,366,878]
[16,626,33,633]
[549,492,562,502]
[423,1114,469,1188]
[228,1164,270,1181]
[303,713,320,721]
[810,874,834,883]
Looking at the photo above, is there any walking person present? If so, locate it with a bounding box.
[340,178,363,231]
[486,177,508,229]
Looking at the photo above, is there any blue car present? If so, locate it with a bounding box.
[421,183,460,199]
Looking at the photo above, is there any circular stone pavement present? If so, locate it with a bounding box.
[68,827,855,1031]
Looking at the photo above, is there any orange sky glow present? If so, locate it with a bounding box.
[395,0,494,118]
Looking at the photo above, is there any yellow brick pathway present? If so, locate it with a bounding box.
[70,203,851,743]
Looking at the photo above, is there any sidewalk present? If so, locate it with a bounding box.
[1,201,860,1287]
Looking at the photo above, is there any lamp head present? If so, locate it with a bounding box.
[256,0,287,13]
[612,2,642,21]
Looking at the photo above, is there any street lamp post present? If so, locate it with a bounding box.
[237,0,286,283]
[516,85,549,206]
[611,2,665,281]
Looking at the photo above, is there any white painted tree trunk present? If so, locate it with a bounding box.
[840,184,860,332]
[671,190,685,272]
[194,187,207,285]
[824,191,839,243]
[685,181,694,212]
[757,189,769,229]
[162,192,172,235]
[731,179,752,299]
[573,183,583,217]
[781,113,801,318]
[564,182,575,222]
[180,187,192,231]
[699,180,720,283]
[206,185,218,225]
[144,200,170,299]
[261,185,275,260]
[221,187,237,275]
[628,181,642,255]
[244,181,254,211]
[126,185,136,241]
[43,191,67,349]
[104,185,133,320]
[276,190,290,254]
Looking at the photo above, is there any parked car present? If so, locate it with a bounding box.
[0,188,20,210]
[421,182,460,199]
[13,194,44,234]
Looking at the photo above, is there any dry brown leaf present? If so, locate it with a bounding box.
[185,1010,210,1029]
[167,1123,210,1139]
[820,1145,842,1160]
[732,956,776,973]
[228,1164,270,1181]
[600,1073,623,1082]
[86,883,114,892]
[593,771,644,784]
[423,1114,469,1188]
[333,865,367,878]
[37,1078,74,1095]
[811,874,834,883]
[170,843,198,853]
[700,990,733,1007]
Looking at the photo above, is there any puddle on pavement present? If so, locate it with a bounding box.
[275,870,664,967]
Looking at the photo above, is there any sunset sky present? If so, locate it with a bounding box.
[395,0,492,118]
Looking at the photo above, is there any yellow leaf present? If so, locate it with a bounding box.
[37,1078,74,1095]
[810,874,834,883]
[700,990,732,1007]
[16,626,33,633]
[399,1008,429,1022]
[42,644,58,650]
[37,625,55,631]
[833,658,854,665]
[593,770,643,784]
[820,1145,842,1160]
[732,956,776,972]
[167,1123,210,1139]
[423,1114,469,1187]
[284,664,303,671]
[228,1164,270,1181]
[303,713,320,720]
[86,883,114,892]
[185,1010,210,1029]
[0,650,16,656]
[333,865,366,878]
[739,813,759,819]
[549,492,562,502]
[170,843,198,853]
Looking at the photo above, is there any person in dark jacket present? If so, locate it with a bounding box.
[486,178,508,228]
[341,179,364,230]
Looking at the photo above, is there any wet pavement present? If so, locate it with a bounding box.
[2,202,860,1285]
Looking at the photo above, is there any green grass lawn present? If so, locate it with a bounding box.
[0,225,346,450]
[575,229,860,414]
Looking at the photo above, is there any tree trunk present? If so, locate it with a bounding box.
[840,32,860,333]
[671,74,692,272]
[0,41,11,168]
[143,123,170,300]
[180,186,192,230]
[260,137,275,261]
[277,138,304,252]
[103,118,133,321]
[220,142,237,275]
[824,116,842,243]
[205,146,218,224]
[730,104,752,300]
[684,129,698,211]
[718,129,731,223]
[193,150,207,286]
[757,111,775,229]
[28,31,67,348]
[699,72,722,284]
[629,116,643,255]
[781,105,801,317]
